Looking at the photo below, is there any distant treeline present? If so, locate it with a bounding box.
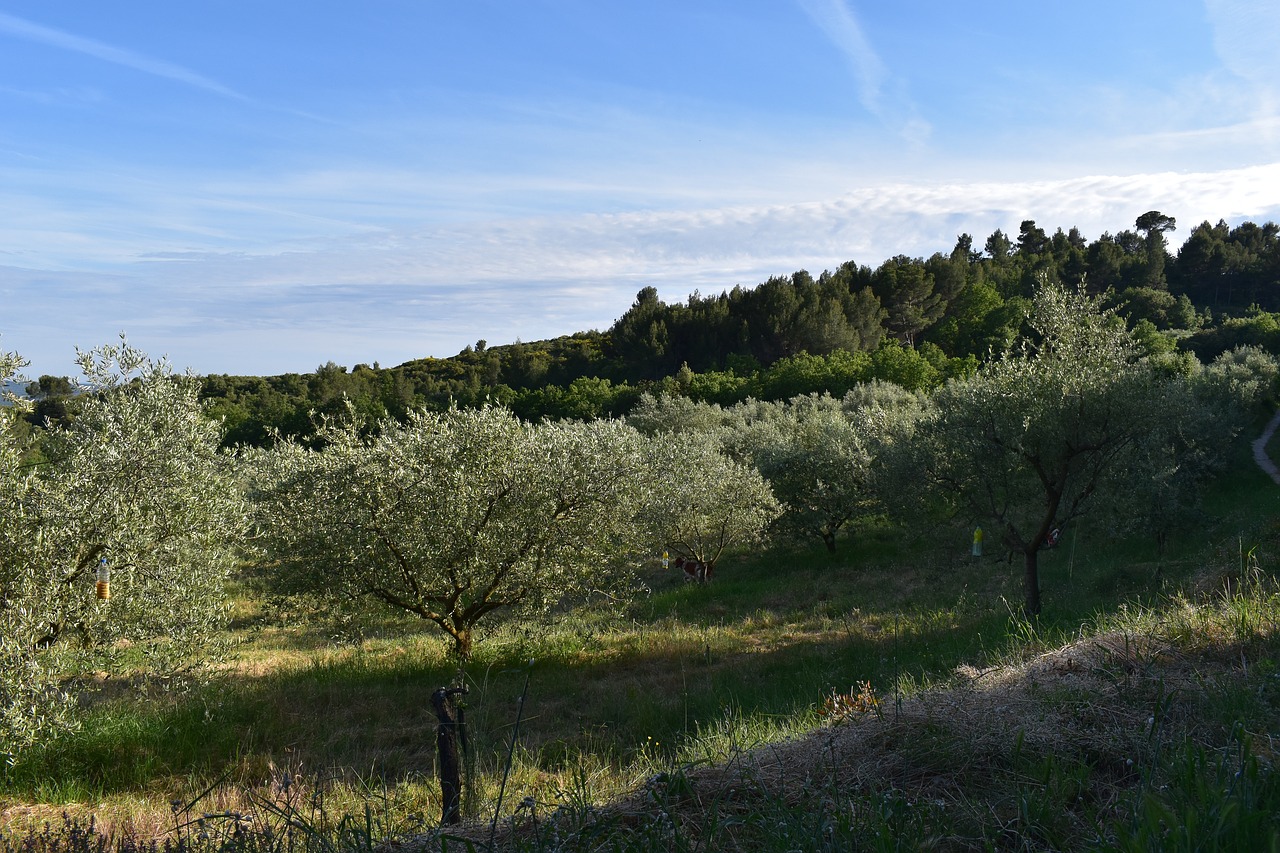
[21,213,1280,446]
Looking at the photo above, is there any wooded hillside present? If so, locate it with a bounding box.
[20,213,1280,446]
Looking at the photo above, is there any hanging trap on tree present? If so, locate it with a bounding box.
[95,558,110,600]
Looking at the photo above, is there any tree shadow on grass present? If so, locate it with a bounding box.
[7,504,1252,804]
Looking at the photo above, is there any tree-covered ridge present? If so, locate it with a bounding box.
[204,214,1280,439]
[32,212,1270,446]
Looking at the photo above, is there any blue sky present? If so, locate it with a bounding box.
[1,1,1278,378]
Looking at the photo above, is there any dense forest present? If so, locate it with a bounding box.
[21,213,1280,445]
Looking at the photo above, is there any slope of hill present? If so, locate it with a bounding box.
[447,599,1278,851]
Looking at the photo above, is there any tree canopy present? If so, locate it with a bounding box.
[900,285,1251,616]
[247,405,777,659]
[1,339,248,759]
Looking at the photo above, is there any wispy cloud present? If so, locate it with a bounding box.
[794,0,885,112]
[0,11,247,101]
[1204,1,1280,83]
[175,164,1280,289]
[1204,1,1280,123]
[793,0,930,143]
[7,164,1279,377]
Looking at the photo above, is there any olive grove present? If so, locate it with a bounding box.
[629,386,924,553]
[723,386,926,552]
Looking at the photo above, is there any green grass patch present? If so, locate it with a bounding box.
[3,442,1280,850]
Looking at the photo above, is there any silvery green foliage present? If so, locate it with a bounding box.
[714,395,867,552]
[631,386,925,554]
[642,429,782,570]
[247,405,667,660]
[907,285,1244,614]
[0,344,64,760]
[841,381,934,511]
[626,392,730,437]
[1204,345,1280,409]
[0,346,27,409]
[719,388,927,553]
[840,379,930,426]
[0,339,249,761]
[1131,347,1268,550]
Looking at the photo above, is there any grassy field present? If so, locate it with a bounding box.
[2,440,1279,851]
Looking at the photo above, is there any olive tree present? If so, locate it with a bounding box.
[903,285,1229,616]
[0,339,249,760]
[722,388,927,553]
[642,429,782,574]
[626,392,731,437]
[0,344,61,760]
[714,395,868,552]
[1134,346,1275,552]
[247,406,668,660]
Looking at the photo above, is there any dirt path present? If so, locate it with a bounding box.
[1252,408,1280,484]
